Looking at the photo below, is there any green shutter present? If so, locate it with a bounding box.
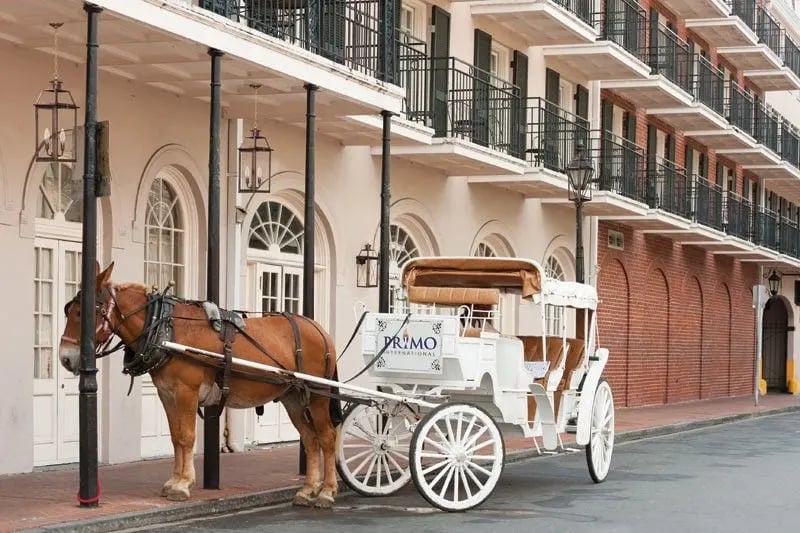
[431,6,451,136]
[472,29,492,147]
[545,68,560,106]
[666,134,675,163]
[513,50,528,159]
[575,84,589,151]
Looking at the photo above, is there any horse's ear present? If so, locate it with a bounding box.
[96,261,115,289]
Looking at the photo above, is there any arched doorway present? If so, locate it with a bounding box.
[763,297,789,392]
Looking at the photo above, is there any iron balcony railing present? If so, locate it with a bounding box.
[754,101,781,154]
[753,209,781,251]
[756,5,783,59]
[780,217,800,258]
[198,0,397,82]
[781,121,800,169]
[691,176,725,231]
[785,35,800,80]
[649,24,692,94]
[553,0,593,26]
[598,0,648,63]
[397,31,429,123]
[731,0,756,32]
[405,57,521,157]
[725,192,753,241]
[726,81,755,137]
[524,98,590,171]
[595,130,647,203]
[693,56,725,117]
[647,157,690,218]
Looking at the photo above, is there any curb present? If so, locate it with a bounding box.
[28,404,800,532]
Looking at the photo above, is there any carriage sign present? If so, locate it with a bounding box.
[376,318,443,374]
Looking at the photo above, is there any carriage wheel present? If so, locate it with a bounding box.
[336,402,415,496]
[585,378,615,483]
[409,403,504,512]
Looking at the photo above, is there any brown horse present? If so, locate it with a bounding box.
[58,262,342,507]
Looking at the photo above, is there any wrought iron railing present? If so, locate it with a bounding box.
[693,55,725,117]
[599,0,648,63]
[754,101,781,154]
[731,0,756,32]
[524,98,590,171]
[781,121,800,169]
[725,192,753,241]
[753,208,781,251]
[397,31,429,123]
[726,81,755,137]
[691,176,724,231]
[198,0,396,81]
[785,35,800,80]
[553,0,593,26]
[756,5,783,59]
[650,24,692,94]
[594,130,647,203]
[780,217,800,258]
[412,57,521,156]
[647,157,690,217]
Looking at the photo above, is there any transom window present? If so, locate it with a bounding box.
[389,224,420,312]
[144,177,184,292]
[474,242,497,258]
[37,163,82,222]
[249,201,304,255]
[545,255,566,336]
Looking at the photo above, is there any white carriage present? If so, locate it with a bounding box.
[335,256,615,511]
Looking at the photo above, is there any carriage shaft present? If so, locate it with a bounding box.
[161,341,438,409]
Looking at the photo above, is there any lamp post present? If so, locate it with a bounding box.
[566,142,595,284]
[767,269,781,296]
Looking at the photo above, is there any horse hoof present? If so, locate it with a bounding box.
[166,487,190,502]
[292,492,316,507]
[314,494,335,509]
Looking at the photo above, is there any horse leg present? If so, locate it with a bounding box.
[306,394,339,509]
[282,393,323,507]
[156,386,183,497]
[165,382,200,501]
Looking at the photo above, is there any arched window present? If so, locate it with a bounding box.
[144,177,184,292]
[389,224,419,311]
[248,201,304,255]
[37,163,82,222]
[474,242,497,257]
[545,255,565,336]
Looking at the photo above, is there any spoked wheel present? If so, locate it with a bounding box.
[409,403,504,512]
[585,378,615,483]
[336,402,416,496]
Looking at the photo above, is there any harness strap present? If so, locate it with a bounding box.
[336,311,368,364]
[296,315,333,379]
[216,316,237,411]
[282,312,304,373]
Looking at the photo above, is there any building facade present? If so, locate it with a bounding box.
[0,0,798,476]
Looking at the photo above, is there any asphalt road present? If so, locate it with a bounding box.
[143,412,800,533]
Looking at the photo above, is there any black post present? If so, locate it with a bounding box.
[575,200,584,284]
[379,110,392,313]
[78,2,102,507]
[203,48,223,490]
[299,83,318,475]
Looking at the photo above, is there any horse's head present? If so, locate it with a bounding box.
[59,262,116,375]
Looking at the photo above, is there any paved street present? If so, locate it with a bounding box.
[137,412,800,533]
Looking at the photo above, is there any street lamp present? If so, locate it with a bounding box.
[767,269,781,296]
[356,244,379,288]
[566,141,595,284]
[238,83,273,194]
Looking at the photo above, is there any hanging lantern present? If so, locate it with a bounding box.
[238,83,273,194]
[767,269,781,296]
[34,23,78,163]
[356,244,379,288]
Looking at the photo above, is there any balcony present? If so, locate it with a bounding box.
[649,56,727,132]
[654,0,730,20]
[469,0,597,46]
[543,0,650,81]
[685,0,755,49]
[389,57,526,175]
[602,24,693,108]
[469,98,588,197]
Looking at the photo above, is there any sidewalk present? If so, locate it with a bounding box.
[3,394,799,533]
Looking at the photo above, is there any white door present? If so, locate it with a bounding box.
[248,263,302,445]
[33,239,92,466]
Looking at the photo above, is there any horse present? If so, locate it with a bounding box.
[58,262,343,507]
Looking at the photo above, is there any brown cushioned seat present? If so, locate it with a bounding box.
[407,286,500,306]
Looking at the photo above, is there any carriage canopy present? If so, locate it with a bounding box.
[400,256,598,310]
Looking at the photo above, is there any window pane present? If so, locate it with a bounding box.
[145,177,184,294]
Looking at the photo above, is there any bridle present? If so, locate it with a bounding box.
[61,284,149,358]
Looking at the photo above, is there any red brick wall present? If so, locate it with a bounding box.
[597,223,757,407]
